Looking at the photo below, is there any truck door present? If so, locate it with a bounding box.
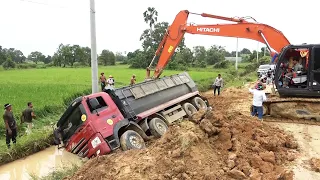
[309,46,320,91]
[85,95,124,138]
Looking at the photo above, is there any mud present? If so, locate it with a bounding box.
[0,146,82,180]
[67,88,299,180]
[271,122,320,179]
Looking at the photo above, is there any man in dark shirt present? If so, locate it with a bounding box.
[21,102,36,134]
[3,103,17,148]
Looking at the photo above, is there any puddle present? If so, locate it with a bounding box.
[0,146,82,180]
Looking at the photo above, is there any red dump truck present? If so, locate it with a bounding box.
[53,72,210,158]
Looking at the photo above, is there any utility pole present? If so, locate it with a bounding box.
[235,37,238,70]
[256,42,259,63]
[90,0,98,93]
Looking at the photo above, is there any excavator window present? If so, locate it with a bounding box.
[278,48,308,89]
[311,47,320,84]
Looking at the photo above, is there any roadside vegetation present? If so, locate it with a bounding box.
[30,164,81,180]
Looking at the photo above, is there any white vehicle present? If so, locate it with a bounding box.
[257,64,276,77]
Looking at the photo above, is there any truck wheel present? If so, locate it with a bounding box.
[120,130,146,151]
[149,117,168,138]
[183,102,197,117]
[191,97,208,110]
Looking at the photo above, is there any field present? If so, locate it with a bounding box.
[0,63,257,164]
[0,64,249,114]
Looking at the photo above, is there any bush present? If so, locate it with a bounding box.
[36,64,47,69]
[46,62,55,67]
[2,57,16,69]
[213,60,230,68]
[73,62,83,68]
[17,63,37,69]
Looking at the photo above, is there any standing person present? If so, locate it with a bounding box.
[21,102,36,135]
[105,75,115,91]
[3,104,17,148]
[249,83,267,121]
[99,72,107,91]
[130,74,136,86]
[213,74,223,96]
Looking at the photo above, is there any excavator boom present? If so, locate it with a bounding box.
[147,10,290,79]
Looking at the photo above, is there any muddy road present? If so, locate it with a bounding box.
[2,86,320,180]
[271,123,320,180]
[224,87,320,180]
[68,87,315,180]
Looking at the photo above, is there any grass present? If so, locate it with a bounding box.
[30,163,81,180]
[0,115,59,165]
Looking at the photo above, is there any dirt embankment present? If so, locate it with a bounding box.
[67,88,298,180]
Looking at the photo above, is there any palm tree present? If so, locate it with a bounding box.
[143,7,158,41]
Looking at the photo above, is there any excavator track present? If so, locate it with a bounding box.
[262,116,320,126]
[261,94,320,126]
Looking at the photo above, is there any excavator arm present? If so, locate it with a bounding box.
[147,10,291,79]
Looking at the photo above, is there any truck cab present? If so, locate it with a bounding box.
[274,44,320,97]
[55,92,125,158]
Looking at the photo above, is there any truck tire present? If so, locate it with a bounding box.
[191,97,208,110]
[120,130,146,151]
[182,102,197,117]
[149,117,168,138]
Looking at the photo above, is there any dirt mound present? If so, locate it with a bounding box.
[310,158,320,172]
[67,91,298,180]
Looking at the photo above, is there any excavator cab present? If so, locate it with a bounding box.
[274,44,320,97]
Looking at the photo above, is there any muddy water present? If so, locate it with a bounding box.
[0,146,82,180]
[271,122,320,180]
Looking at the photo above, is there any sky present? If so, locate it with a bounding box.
[0,0,319,56]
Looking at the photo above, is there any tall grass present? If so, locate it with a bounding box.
[30,163,81,180]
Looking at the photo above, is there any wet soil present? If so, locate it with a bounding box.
[67,88,299,180]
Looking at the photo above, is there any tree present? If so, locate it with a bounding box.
[98,50,115,66]
[28,51,45,64]
[2,56,16,69]
[137,21,186,68]
[193,46,207,67]
[44,55,52,64]
[0,46,7,65]
[143,7,158,40]
[240,48,251,55]
[168,47,193,70]
[205,45,226,65]
[115,52,127,64]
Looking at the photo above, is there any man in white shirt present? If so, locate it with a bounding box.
[213,74,223,96]
[249,83,267,120]
[105,75,115,91]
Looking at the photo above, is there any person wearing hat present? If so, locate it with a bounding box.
[3,103,17,148]
[99,72,107,91]
[249,83,267,120]
[105,75,115,91]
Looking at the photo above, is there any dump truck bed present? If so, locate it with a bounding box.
[112,72,198,119]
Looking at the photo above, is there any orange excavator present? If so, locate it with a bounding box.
[146,10,320,124]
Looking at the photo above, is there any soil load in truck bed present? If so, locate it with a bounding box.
[109,72,199,119]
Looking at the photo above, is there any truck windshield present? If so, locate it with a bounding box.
[60,104,86,141]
